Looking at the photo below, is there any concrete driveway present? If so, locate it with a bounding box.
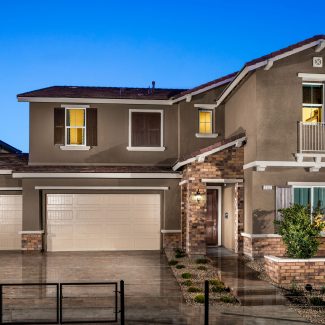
[0,251,310,324]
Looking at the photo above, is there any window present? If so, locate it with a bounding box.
[198,109,213,134]
[293,187,325,213]
[302,83,323,123]
[128,110,164,151]
[66,108,86,145]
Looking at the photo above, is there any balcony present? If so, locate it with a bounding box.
[298,122,325,153]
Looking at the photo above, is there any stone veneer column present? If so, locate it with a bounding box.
[185,180,207,255]
[21,231,43,251]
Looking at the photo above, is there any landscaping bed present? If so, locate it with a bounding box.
[165,249,238,306]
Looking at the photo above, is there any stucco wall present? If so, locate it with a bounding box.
[222,185,234,250]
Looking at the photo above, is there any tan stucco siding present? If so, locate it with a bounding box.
[222,185,234,250]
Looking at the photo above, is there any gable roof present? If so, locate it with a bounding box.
[17,85,186,101]
[216,34,325,107]
[0,140,22,154]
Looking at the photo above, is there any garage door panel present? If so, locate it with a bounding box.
[0,195,22,250]
[47,194,160,251]
[47,195,73,205]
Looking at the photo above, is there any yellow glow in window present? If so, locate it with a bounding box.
[302,107,321,123]
[66,109,85,145]
[199,111,212,134]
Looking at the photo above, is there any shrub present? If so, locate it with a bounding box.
[309,296,325,306]
[195,258,208,264]
[176,264,185,269]
[194,294,205,304]
[211,285,225,293]
[182,280,193,286]
[181,272,192,279]
[168,260,178,266]
[220,295,237,304]
[174,248,186,258]
[209,279,224,286]
[188,286,201,293]
[275,204,324,258]
[197,266,207,271]
[320,286,325,295]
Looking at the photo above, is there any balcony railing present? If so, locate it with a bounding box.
[298,122,325,153]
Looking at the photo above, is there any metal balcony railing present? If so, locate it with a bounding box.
[298,122,325,153]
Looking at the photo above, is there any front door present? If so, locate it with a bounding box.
[206,189,218,246]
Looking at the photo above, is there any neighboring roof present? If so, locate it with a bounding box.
[0,153,28,170]
[173,133,246,171]
[216,35,325,107]
[0,140,22,154]
[17,86,187,101]
[172,71,238,102]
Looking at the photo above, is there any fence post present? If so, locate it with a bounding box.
[204,280,209,325]
[120,280,125,325]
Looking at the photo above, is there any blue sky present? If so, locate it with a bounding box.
[0,0,324,152]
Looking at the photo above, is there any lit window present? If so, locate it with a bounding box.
[302,84,323,123]
[66,108,86,145]
[199,109,213,134]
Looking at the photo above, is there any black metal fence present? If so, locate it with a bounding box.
[0,281,125,325]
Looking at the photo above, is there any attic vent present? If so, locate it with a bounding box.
[313,57,323,68]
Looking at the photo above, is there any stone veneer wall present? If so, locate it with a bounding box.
[243,235,325,258]
[181,146,244,255]
[162,233,181,249]
[21,234,43,251]
[265,256,325,288]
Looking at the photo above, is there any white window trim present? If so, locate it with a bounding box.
[198,108,214,136]
[127,109,165,151]
[60,106,89,150]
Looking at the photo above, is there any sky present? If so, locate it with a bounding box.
[0,0,324,152]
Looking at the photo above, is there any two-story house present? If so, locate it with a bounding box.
[0,34,324,257]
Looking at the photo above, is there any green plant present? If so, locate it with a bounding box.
[181,272,192,279]
[275,204,323,258]
[176,264,185,269]
[188,286,201,293]
[197,265,207,271]
[181,280,193,286]
[174,248,186,258]
[220,295,237,303]
[309,296,325,306]
[211,285,225,293]
[195,258,208,264]
[168,260,178,266]
[194,294,205,303]
[320,286,325,295]
[288,279,303,296]
[209,279,224,286]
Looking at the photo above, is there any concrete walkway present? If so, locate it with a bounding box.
[0,250,310,324]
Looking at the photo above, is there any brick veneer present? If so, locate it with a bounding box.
[21,234,43,251]
[163,233,181,249]
[243,234,325,258]
[265,255,325,288]
[180,145,244,255]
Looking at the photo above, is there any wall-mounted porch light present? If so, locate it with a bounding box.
[194,189,202,203]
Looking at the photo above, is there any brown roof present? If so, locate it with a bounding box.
[17,86,187,100]
[176,132,246,166]
[245,34,325,68]
[0,153,28,169]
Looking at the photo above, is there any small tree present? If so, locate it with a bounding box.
[276,204,325,259]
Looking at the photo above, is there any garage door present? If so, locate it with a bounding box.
[0,195,22,250]
[46,194,161,251]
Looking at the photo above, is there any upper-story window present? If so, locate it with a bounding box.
[127,109,165,151]
[195,107,218,138]
[302,83,323,123]
[54,105,97,150]
[66,108,86,145]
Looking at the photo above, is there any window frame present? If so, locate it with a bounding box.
[127,109,165,151]
[60,105,90,150]
[302,82,324,123]
[196,108,218,138]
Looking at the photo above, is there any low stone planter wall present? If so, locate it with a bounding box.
[265,255,325,288]
[162,232,181,249]
[242,233,325,259]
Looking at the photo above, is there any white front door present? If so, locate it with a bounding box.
[46,194,161,251]
[0,195,22,250]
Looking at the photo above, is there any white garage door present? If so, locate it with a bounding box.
[0,195,22,250]
[46,194,161,251]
